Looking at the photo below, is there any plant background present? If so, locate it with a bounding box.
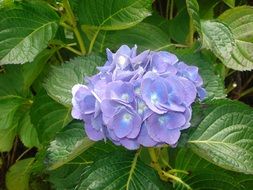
[0,0,253,189]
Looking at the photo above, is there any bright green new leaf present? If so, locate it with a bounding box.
[46,121,94,170]
[0,1,59,65]
[201,20,253,71]
[219,6,253,42]
[6,158,35,190]
[44,55,105,106]
[188,99,253,174]
[223,0,235,8]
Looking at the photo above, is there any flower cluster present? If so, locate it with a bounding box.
[72,45,206,150]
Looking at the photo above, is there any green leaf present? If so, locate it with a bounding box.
[0,65,28,151]
[219,6,253,42]
[188,99,253,174]
[46,121,94,170]
[173,148,253,190]
[186,0,201,33]
[79,0,152,31]
[167,8,190,44]
[223,0,235,8]
[6,158,34,190]
[198,0,220,20]
[175,50,226,99]
[76,151,169,190]
[18,110,40,149]
[44,55,105,106]
[95,22,170,53]
[0,1,59,65]
[201,20,253,71]
[22,49,55,90]
[30,91,72,144]
[49,142,117,190]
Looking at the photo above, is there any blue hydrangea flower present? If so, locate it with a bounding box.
[71,45,206,150]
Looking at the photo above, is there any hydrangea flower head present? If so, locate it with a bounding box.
[71,45,206,150]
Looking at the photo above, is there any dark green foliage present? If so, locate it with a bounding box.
[0,0,253,189]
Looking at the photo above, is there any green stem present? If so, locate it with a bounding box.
[16,148,32,162]
[169,169,189,175]
[166,0,170,19]
[169,0,174,19]
[56,50,64,63]
[64,45,82,56]
[10,137,18,164]
[237,87,253,99]
[148,148,190,188]
[148,148,167,181]
[88,30,100,54]
[162,171,192,190]
[73,27,86,55]
[62,0,86,55]
[187,17,194,46]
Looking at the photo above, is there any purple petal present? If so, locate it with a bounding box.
[146,112,185,145]
[131,50,150,69]
[71,84,96,119]
[85,123,104,141]
[120,138,140,150]
[105,81,134,103]
[178,77,197,106]
[181,107,192,130]
[197,87,207,100]
[116,45,132,55]
[108,108,141,138]
[151,51,178,66]
[100,100,123,125]
[141,77,169,114]
[137,122,158,147]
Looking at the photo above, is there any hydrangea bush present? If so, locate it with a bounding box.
[72,45,206,149]
[1,0,253,189]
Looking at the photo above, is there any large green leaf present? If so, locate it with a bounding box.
[94,22,170,53]
[30,91,72,144]
[186,0,201,33]
[167,8,190,44]
[175,50,226,99]
[0,1,59,65]
[0,65,28,151]
[219,6,253,42]
[6,158,34,190]
[46,121,94,170]
[172,148,253,190]
[49,142,117,190]
[22,49,55,90]
[76,151,169,190]
[79,0,151,31]
[223,0,235,8]
[18,110,40,149]
[44,55,105,106]
[188,99,253,174]
[201,20,253,71]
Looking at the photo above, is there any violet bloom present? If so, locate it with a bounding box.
[71,45,206,150]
